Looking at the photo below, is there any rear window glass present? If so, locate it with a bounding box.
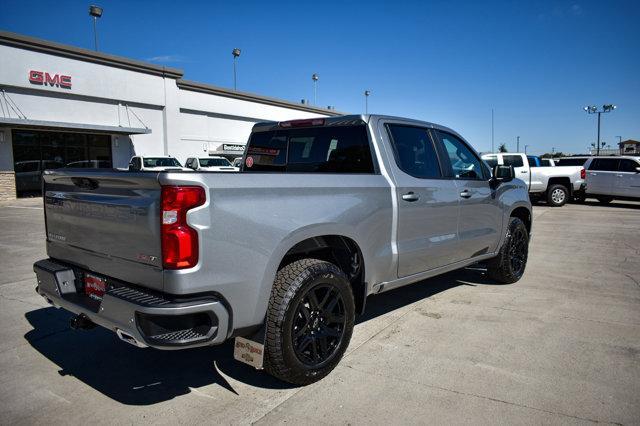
[200,158,231,167]
[143,158,182,167]
[244,125,374,173]
[503,155,524,168]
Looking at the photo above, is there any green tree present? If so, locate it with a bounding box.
[498,143,508,153]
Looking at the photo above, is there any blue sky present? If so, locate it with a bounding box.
[1,0,638,154]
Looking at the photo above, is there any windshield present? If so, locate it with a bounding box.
[199,158,232,167]
[143,158,182,167]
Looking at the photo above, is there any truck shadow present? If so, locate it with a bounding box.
[24,266,501,405]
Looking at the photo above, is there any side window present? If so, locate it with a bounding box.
[526,156,538,167]
[503,155,524,168]
[590,158,619,171]
[437,131,485,180]
[619,159,639,172]
[386,125,441,178]
[483,156,498,168]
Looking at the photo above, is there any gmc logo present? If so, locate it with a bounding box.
[29,70,72,88]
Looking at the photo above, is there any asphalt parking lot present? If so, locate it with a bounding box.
[0,198,638,425]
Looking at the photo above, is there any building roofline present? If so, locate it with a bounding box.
[0,30,183,78]
[176,79,342,116]
[0,30,344,116]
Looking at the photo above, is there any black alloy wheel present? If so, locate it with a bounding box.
[291,283,346,367]
[508,225,528,278]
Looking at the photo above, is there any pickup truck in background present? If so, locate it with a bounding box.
[128,156,191,171]
[482,153,585,206]
[185,156,239,172]
[34,115,532,385]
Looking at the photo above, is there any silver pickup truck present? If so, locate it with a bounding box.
[34,115,532,385]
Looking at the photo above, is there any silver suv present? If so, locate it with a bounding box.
[583,156,640,203]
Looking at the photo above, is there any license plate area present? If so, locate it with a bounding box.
[84,273,107,301]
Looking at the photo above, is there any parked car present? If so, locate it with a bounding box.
[583,156,640,203]
[482,153,585,206]
[14,160,63,194]
[540,158,555,167]
[34,114,532,385]
[185,156,239,172]
[555,156,590,167]
[128,156,190,171]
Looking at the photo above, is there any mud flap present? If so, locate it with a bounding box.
[233,336,265,369]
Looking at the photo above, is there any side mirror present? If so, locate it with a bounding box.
[492,165,515,182]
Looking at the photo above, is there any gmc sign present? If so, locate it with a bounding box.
[29,70,72,88]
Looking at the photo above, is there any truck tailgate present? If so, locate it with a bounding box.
[43,169,163,290]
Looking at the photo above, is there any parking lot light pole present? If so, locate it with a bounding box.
[516,136,520,152]
[89,5,103,51]
[364,90,371,114]
[525,145,530,154]
[232,48,241,91]
[584,104,616,156]
[311,73,319,105]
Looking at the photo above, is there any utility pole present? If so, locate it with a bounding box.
[89,5,103,51]
[232,48,241,91]
[312,73,319,106]
[516,136,520,152]
[491,108,494,153]
[364,90,371,114]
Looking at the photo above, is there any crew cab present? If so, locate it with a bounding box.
[33,115,532,385]
[583,156,640,203]
[482,153,585,206]
[185,156,239,172]
[128,156,190,171]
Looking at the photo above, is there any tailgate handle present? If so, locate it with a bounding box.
[71,177,99,190]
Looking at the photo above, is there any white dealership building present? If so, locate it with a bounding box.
[0,31,338,199]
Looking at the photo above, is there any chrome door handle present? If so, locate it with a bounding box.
[402,192,420,202]
[460,190,472,198]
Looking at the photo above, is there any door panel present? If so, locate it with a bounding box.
[586,158,618,195]
[454,180,502,257]
[395,179,461,276]
[383,123,461,277]
[436,131,501,261]
[614,159,640,198]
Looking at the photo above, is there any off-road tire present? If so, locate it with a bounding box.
[264,259,355,385]
[487,217,529,284]
[546,184,568,207]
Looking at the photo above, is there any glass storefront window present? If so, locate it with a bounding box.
[12,130,112,197]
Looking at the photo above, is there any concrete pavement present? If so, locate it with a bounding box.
[0,198,638,424]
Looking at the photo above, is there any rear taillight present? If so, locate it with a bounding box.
[161,186,206,269]
[580,168,586,179]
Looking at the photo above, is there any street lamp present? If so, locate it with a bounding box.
[312,73,319,105]
[584,104,616,156]
[516,136,520,152]
[89,5,103,51]
[232,48,241,90]
[364,90,371,114]
[524,144,530,154]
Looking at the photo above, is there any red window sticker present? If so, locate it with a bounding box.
[245,156,254,168]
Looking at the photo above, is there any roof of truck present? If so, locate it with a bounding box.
[251,114,465,141]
